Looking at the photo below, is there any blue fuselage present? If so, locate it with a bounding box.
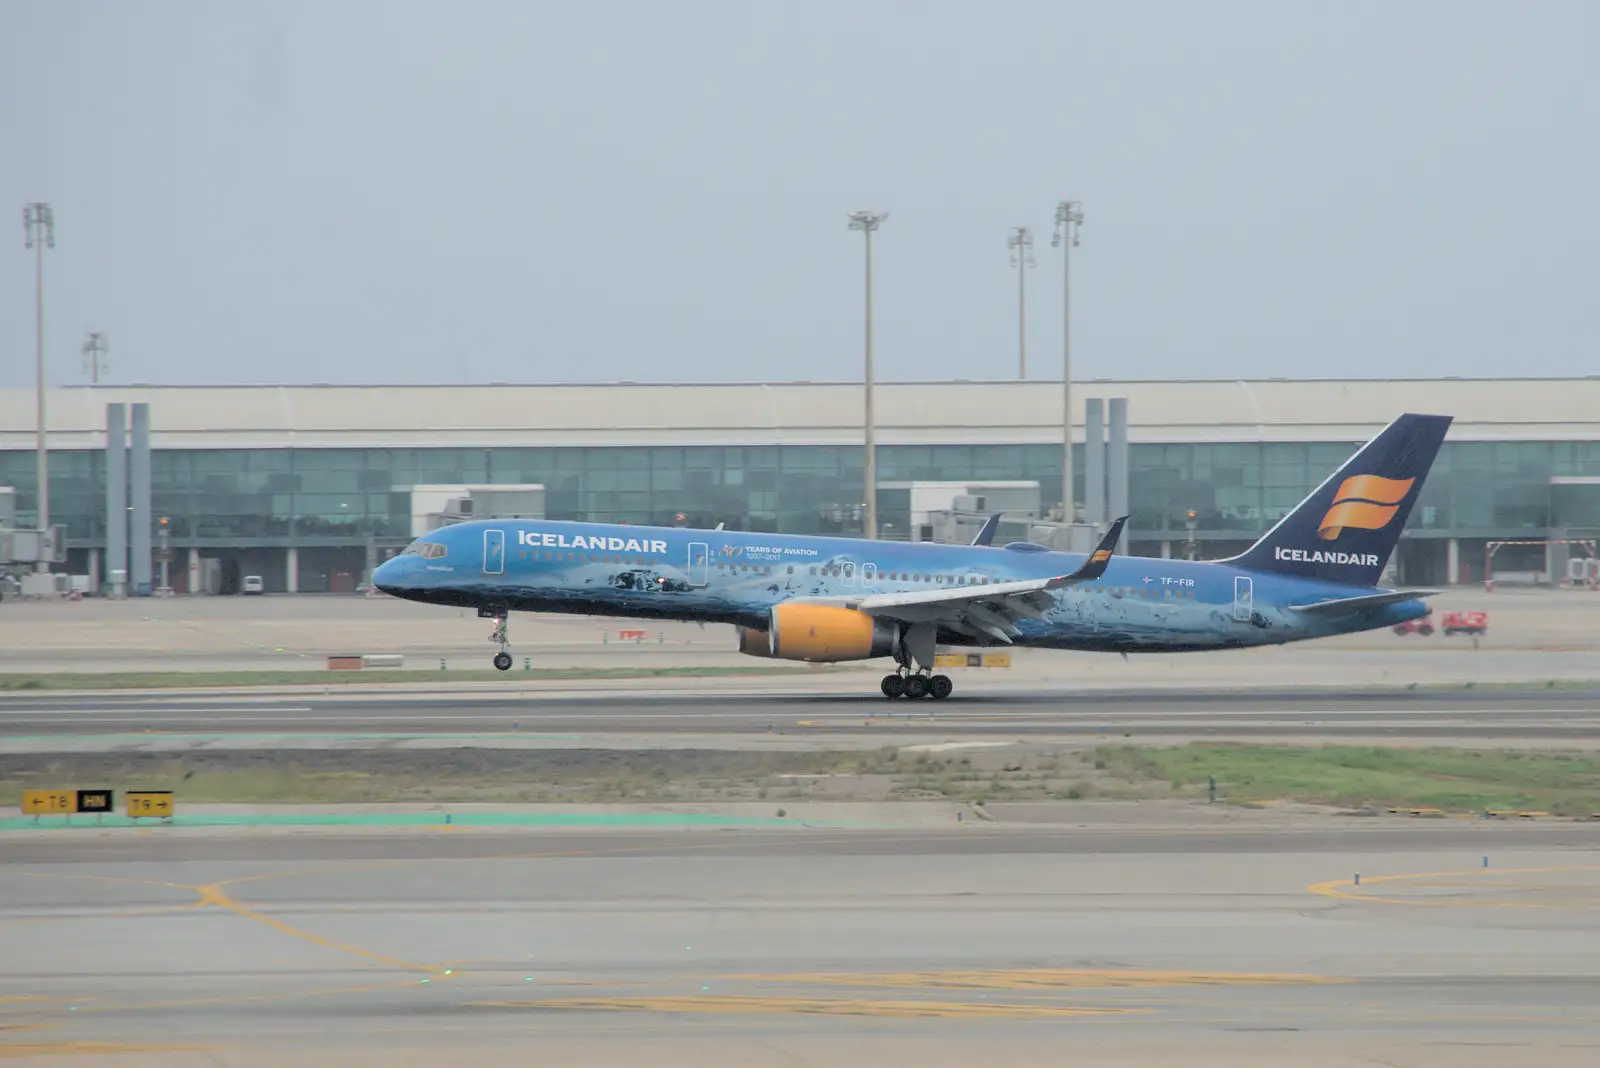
[373,519,1430,654]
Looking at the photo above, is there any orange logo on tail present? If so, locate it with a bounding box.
[1089,549,1110,563]
[1317,474,1414,540]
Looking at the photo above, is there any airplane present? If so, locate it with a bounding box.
[373,413,1451,700]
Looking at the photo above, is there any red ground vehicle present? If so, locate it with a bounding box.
[1441,610,1488,636]
[1392,617,1435,636]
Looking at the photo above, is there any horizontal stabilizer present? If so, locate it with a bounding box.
[1289,589,1440,616]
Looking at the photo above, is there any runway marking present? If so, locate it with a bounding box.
[730,968,1351,990]
[0,904,203,926]
[469,995,1142,1019]
[0,828,1374,1031]
[900,742,1017,753]
[71,978,430,1016]
[191,881,439,974]
[157,830,984,985]
[0,1041,214,1058]
[1308,864,1600,909]
[1,706,314,716]
[6,870,195,893]
[16,705,1600,724]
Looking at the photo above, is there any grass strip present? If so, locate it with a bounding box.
[1095,743,1600,816]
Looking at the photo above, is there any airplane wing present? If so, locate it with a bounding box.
[1288,589,1440,616]
[969,513,1002,547]
[835,518,1127,645]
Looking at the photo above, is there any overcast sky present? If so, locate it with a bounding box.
[2,0,1596,388]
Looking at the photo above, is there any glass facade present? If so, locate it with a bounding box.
[2,439,1598,548]
[1129,439,1600,538]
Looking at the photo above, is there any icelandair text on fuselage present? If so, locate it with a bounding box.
[518,531,668,554]
[1275,546,1380,567]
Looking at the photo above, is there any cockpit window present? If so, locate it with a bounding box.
[400,540,448,560]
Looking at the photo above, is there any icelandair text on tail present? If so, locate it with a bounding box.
[1275,546,1380,567]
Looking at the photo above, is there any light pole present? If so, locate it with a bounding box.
[1051,199,1083,526]
[848,210,887,540]
[82,332,109,384]
[1008,226,1035,379]
[22,202,54,571]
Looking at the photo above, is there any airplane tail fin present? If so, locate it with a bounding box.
[1223,413,1452,588]
[970,513,1002,547]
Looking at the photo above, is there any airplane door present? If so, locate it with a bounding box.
[1232,575,1253,622]
[861,562,877,586]
[483,529,505,575]
[687,542,709,587]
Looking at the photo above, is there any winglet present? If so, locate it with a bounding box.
[1048,516,1128,587]
[970,513,1003,547]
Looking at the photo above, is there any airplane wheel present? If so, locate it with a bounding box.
[880,674,905,699]
[493,652,513,671]
[929,674,953,700]
[902,674,930,700]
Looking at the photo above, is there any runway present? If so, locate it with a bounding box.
[4,822,1600,1066]
[6,685,1600,744]
[8,674,1600,1063]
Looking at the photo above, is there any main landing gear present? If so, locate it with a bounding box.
[880,670,953,700]
[880,622,951,700]
[485,610,513,671]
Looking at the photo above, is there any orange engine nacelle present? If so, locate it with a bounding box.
[736,604,898,663]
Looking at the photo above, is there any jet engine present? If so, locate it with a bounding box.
[735,604,899,663]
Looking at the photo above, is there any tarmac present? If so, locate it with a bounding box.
[3,818,1600,1066]
[6,684,1600,750]
[3,588,1599,1064]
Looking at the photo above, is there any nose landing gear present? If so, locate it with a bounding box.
[487,613,513,671]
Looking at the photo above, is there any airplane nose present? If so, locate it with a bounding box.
[373,555,407,591]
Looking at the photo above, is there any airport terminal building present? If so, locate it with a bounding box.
[1,377,1597,593]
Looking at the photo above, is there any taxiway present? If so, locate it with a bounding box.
[3,820,1599,1067]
